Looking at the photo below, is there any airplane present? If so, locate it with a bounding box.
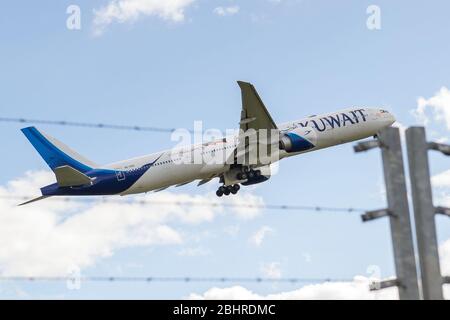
[19,81,396,205]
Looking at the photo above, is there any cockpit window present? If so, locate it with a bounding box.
[380,109,389,113]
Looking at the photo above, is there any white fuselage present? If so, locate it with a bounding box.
[104,108,395,195]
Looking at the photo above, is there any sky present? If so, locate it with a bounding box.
[0,0,449,299]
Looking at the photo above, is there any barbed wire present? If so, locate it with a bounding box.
[0,195,366,213]
[0,117,190,133]
[0,276,355,284]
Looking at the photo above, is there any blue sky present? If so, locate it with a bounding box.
[0,0,449,299]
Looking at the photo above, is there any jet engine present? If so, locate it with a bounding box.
[279,127,317,153]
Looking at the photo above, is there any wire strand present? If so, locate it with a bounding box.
[0,195,366,213]
[0,276,355,284]
[0,117,187,133]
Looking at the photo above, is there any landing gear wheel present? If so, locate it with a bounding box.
[230,184,240,194]
[255,170,261,177]
[248,171,255,179]
[216,186,226,197]
[224,188,231,196]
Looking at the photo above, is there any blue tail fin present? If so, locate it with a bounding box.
[21,127,97,173]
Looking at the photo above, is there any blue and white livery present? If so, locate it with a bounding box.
[20,81,395,204]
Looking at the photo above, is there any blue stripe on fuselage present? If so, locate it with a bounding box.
[41,155,162,196]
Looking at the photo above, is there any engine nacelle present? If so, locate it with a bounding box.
[279,127,316,153]
[242,165,271,186]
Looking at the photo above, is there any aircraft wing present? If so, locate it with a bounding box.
[230,81,279,166]
[238,81,278,132]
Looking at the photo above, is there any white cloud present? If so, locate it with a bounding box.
[213,6,240,17]
[431,170,450,207]
[412,87,450,130]
[432,170,450,189]
[0,171,263,276]
[440,240,450,299]
[188,276,399,300]
[410,86,450,208]
[260,262,282,279]
[222,193,265,220]
[190,238,450,300]
[249,226,273,247]
[440,239,450,276]
[93,0,196,35]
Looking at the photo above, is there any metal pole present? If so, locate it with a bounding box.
[405,127,444,300]
[379,127,420,300]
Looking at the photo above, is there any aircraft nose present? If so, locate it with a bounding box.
[387,112,396,125]
[377,109,396,126]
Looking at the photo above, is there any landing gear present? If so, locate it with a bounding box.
[247,169,262,179]
[216,184,240,197]
[236,168,261,181]
[236,172,247,180]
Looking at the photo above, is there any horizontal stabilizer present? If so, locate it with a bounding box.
[54,165,92,187]
[18,196,50,206]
